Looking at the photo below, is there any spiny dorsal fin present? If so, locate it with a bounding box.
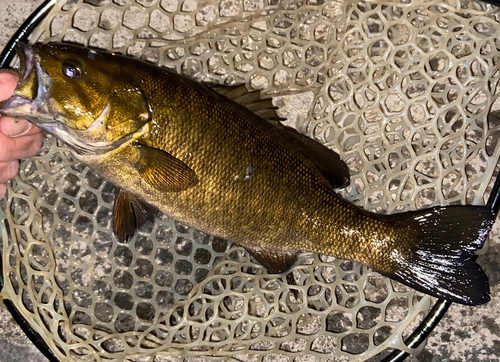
[208,84,281,122]
[113,189,157,243]
[133,142,199,192]
[245,244,299,274]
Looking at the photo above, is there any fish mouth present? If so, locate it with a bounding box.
[0,42,53,122]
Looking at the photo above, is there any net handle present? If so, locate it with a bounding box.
[382,150,500,362]
[381,299,451,361]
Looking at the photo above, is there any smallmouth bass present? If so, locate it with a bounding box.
[1,43,496,305]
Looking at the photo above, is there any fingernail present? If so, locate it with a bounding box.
[9,119,32,138]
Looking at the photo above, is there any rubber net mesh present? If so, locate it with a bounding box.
[1,0,500,361]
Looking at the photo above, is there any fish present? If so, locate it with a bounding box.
[1,42,496,306]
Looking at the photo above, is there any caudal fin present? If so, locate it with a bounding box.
[382,205,495,306]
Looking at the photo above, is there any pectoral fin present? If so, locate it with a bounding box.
[113,189,157,242]
[134,142,198,192]
[245,245,299,274]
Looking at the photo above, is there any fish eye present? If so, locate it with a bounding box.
[62,61,82,79]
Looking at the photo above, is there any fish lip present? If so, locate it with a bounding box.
[0,42,52,121]
[17,42,35,84]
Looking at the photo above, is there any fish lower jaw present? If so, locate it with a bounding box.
[1,108,56,128]
[0,97,38,118]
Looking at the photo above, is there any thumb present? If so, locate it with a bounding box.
[2,118,34,138]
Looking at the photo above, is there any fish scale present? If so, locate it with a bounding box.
[106,63,466,276]
[0,42,496,305]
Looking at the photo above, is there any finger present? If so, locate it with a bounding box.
[0,183,6,199]
[0,132,43,162]
[0,70,19,102]
[0,160,19,183]
[0,117,41,138]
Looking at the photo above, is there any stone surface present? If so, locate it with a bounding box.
[0,1,499,362]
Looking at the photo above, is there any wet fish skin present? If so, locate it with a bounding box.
[0,42,496,305]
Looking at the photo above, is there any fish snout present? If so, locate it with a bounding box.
[0,42,51,120]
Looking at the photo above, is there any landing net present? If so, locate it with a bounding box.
[1,0,500,361]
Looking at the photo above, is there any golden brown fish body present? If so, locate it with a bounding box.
[79,60,395,270]
[1,43,495,305]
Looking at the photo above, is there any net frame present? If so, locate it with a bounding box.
[0,0,498,362]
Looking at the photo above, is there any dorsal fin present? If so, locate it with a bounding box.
[209,83,350,189]
[282,126,350,189]
[208,84,281,122]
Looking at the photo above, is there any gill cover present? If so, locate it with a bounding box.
[1,43,151,153]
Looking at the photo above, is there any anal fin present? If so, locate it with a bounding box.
[113,189,157,243]
[244,245,299,274]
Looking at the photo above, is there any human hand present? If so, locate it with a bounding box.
[0,69,43,198]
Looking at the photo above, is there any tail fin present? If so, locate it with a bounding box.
[382,205,495,306]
